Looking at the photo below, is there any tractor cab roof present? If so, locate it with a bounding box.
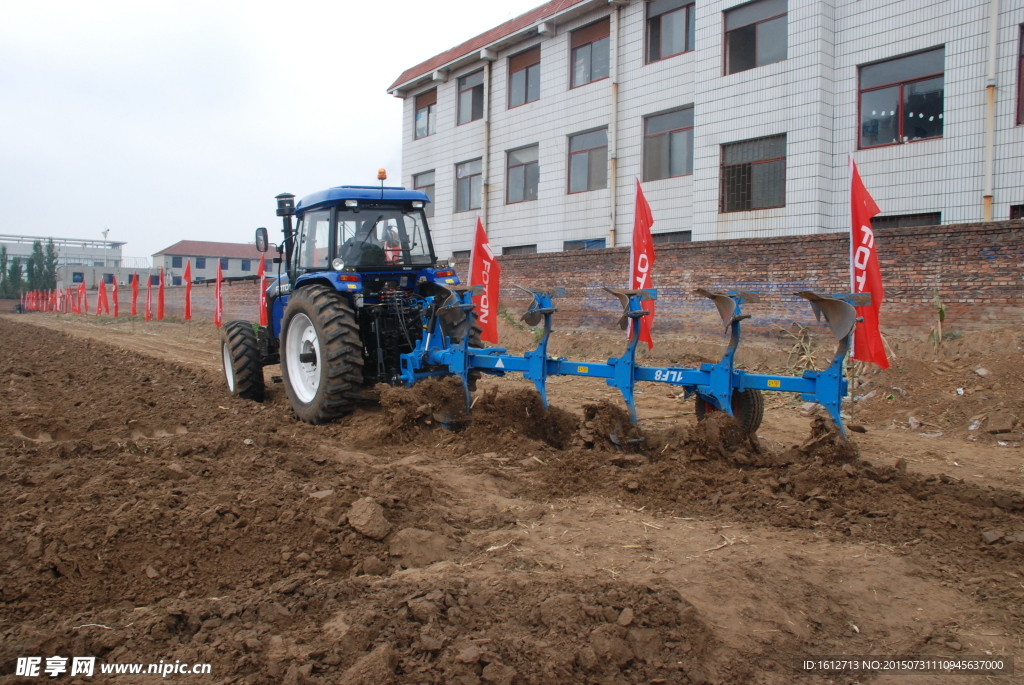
[295,186,431,215]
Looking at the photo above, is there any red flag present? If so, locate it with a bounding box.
[849,156,889,369]
[214,259,223,328]
[257,256,268,326]
[183,260,192,321]
[157,268,165,321]
[97,279,110,316]
[79,282,89,314]
[112,279,119,317]
[468,218,500,344]
[131,272,139,316]
[629,180,656,350]
[145,274,152,321]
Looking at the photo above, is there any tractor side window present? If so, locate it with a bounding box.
[296,210,331,270]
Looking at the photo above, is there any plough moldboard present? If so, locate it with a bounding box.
[398,286,872,436]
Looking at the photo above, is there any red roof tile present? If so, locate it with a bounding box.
[388,0,589,92]
[154,240,265,260]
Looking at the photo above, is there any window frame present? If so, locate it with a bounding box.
[219,258,230,270]
[723,0,787,76]
[195,257,206,269]
[719,134,787,213]
[457,70,485,126]
[1010,205,1024,220]
[570,18,611,89]
[506,144,540,204]
[241,259,251,272]
[567,128,609,194]
[172,276,183,286]
[652,230,692,244]
[414,89,437,140]
[643,106,695,181]
[646,1,696,63]
[508,46,541,109]
[455,158,483,213]
[858,48,945,149]
[171,256,182,268]
[413,170,436,218]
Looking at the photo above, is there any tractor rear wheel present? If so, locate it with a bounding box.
[695,389,764,436]
[280,285,363,424]
[221,320,265,402]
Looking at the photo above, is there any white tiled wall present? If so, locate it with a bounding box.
[400,0,1024,259]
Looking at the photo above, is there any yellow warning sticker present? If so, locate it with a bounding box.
[346,283,358,289]
[445,278,455,283]
[577,366,588,373]
[767,380,781,388]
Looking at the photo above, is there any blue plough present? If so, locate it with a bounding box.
[399,286,870,436]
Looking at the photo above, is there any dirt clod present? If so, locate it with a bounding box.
[348,498,391,540]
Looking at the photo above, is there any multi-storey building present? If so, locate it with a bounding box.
[388,0,1024,262]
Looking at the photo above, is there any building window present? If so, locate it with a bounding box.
[509,46,541,108]
[647,0,695,62]
[571,18,610,88]
[455,159,483,212]
[563,239,606,250]
[503,244,537,255]
[1018,28,1024,125]
[241,259,251,272]
[194,258,206,269]
[414,89,437,139]
[568,129,608,193]
[652,231,692,244]
[126,273,134,283]
[643,107,694,181]
[507,145,539,204]
[871,212,941,229]
[220,258,229,270]
[457,71,484,125]
[171,256,182,268]
[173,276,183,286]
[264,258,273,271]
[725,0,787,75]
[413,171,436,217]
[451,250,471,265]
[859,47,944,148]
[72,272,84,283]
[1011,205,1024,220]
[103,273,114,284]
[720,134,786,212]
[150,275,160,286]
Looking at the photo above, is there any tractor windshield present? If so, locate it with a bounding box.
[336,208,433,268]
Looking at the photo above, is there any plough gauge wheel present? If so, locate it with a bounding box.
[695,389,764,436]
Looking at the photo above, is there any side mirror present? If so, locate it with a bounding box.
[255,227,269,253]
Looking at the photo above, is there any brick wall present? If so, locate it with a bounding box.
[132,220,1023,337]
[491,220,1024,335]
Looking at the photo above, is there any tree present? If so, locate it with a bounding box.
[43,239,58,290]
[27,240,45,291]
[7,257,23,297]
[0,246,7,295]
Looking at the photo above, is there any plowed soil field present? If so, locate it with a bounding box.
[2,314,1023,684]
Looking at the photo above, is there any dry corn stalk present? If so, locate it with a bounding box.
[779,324,817,371]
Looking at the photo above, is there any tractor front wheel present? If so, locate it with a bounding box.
[695,389,764,436]
[221,320,265,402]
[280,285,363,424]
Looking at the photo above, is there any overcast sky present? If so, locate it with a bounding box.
[0,0,542,260]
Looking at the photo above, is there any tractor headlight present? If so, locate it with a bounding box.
[411,201,424,208]
[332,258,345,271]
[345,200,359,208]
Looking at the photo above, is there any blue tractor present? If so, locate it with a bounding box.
[220,179,476,423]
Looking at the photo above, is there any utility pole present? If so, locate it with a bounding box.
[102,228,110,268]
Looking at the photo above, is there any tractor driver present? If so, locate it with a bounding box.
[339,217,388,266]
